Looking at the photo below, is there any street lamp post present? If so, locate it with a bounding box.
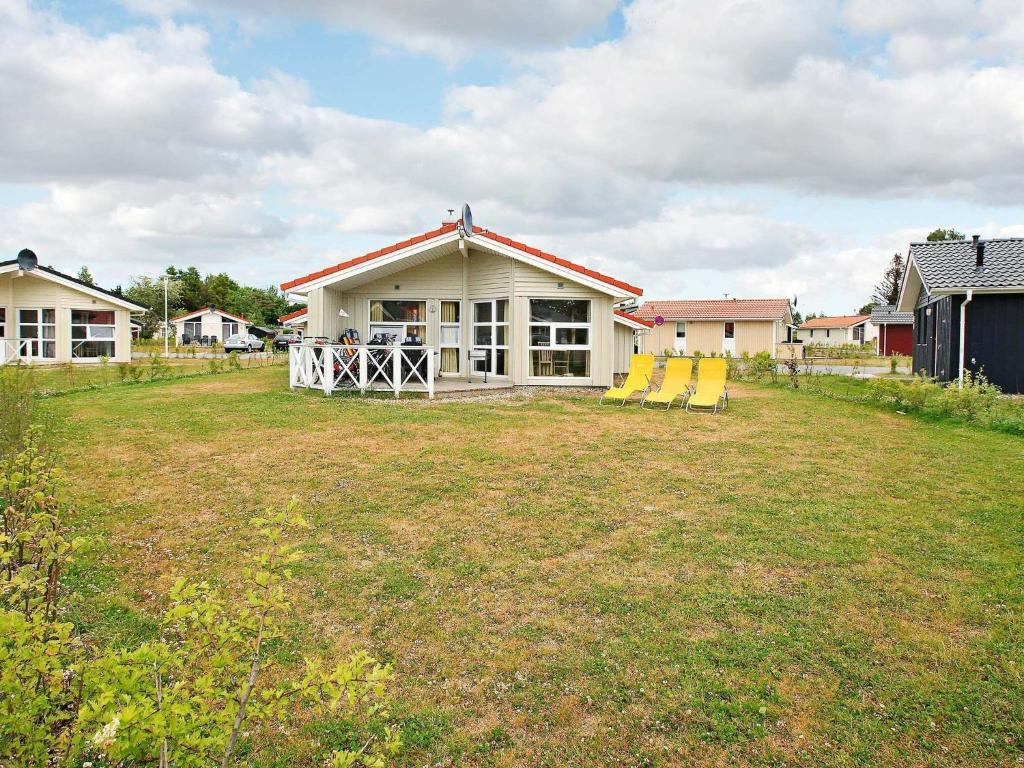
[163,276,169,357]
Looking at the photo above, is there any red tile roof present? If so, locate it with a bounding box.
[278,307,308,322]
[614,309,654,327]
[799,314,870,329]
[635,299,791,321]
[280,222,643,296]
[171,307,249,323]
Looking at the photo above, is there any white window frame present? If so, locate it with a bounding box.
[368,299,428,345]
[183,319,203,339]
[439,300,461,375]
[221,320,240,339]
[71,309,117,359]
[674,321,686,354]
[852,324,864,343]
[471,298,509,377]
[18,307,56,360]
[527,298,592,379]
[0,306,5,339]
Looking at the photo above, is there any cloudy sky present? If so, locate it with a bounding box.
[3,0,1024,313]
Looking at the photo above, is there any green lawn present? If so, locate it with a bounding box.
[42,368,1024,767]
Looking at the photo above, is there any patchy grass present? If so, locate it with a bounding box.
[41,367,1024,767]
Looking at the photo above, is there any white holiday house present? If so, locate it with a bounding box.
[281,218,644,395]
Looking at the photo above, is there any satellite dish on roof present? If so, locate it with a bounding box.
[17,249,38,271]
[460,203,473,238]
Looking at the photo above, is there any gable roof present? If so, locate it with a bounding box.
[278,307,308,323]
[280,222,643,298]
[907,238,1024,293]
[635,298,791,321]
[799,314,870,329]
[171,306,249,324]
[870,305,913,324]
[0,259,147,312]
[613,309,654,329]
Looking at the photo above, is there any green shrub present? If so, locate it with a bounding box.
[228,351,242,370]
[0,434,402,768]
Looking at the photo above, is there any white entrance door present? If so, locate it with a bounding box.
[723,321,736,355]
[674,322,686,354]
[471,299,509,377]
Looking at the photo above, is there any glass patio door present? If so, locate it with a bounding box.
[471,299,509,377]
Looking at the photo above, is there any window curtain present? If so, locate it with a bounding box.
[441,347,458,373]
[441,302,458,323]
[370,301,384,322]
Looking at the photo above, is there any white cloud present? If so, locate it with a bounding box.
[2,0,1024,312]
[119,0,619,60]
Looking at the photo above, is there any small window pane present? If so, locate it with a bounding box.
[72,325,87,339]
[440,326,459,346]
[440,301,460,323]
[495,349,507,375]
[42,309,55,324]
[475,327,492,345]
[529,299,589,323]
[495,325,507,346]
[555,327,588,345]
[19,309,38,323]
[530,326,550,346]
[474,302,492,323]
[496,300,508,322]
[724,322,735,339]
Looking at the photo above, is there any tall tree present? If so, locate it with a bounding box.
[871,252,905,307]
[926,227,965,241]
[76,266,95,285]
[125,276,182,338]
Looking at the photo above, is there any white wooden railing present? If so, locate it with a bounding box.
[289,342,435,399]
[1,339,31,365]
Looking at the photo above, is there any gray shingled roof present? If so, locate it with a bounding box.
[909,238,1024,291]
[870,305,913,324]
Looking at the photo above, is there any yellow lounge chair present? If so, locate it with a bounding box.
[686,358,729,414]
[641,357,693,410]
[601,353,654,405]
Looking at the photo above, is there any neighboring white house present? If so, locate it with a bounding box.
[612,309,653,373]
[633,298,794,357]
[171,305,250,344]
[278,307,307,335]
[1,249,145,365]
[280,218,644,387]
[795,314,872,346]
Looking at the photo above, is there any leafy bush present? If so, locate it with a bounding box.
[0,435,401,768]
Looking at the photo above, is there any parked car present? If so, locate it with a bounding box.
[272,332,301,351]
[223,333,265,353]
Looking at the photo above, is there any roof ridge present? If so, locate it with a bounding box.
[279,223,643,296]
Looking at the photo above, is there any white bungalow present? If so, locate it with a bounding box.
[1,249,145,365]
[171,305,250,344]
[281,217,644,394]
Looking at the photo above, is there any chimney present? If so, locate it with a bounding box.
[973,234,985,268]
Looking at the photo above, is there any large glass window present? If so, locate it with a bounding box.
[529,299,591,378]
[472,299,509,376]
[222,321,240,339]
[440,300,460,374]
[852,324,864,343]
[183,319,203,339]
[18,308,56,359]
[71,309,116,358]
[370,300,426,343]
